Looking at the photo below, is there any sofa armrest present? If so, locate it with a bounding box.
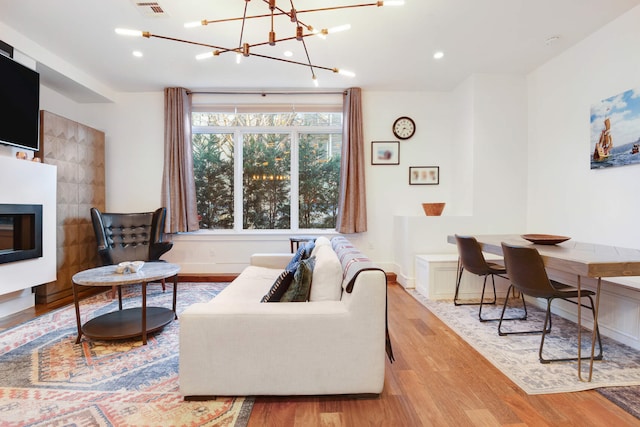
[250,253,293,269]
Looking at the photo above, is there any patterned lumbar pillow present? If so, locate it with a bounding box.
[280,256,316,302]
[261,269,296,302]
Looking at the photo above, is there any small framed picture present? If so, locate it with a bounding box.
[371,141,400,165]
[409,166,439,185]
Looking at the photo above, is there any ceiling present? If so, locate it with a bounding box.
[1,0,639,98]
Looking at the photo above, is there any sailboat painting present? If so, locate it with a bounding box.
[590,87,640,169]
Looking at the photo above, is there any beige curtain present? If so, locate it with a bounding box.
[336,87,367,233]
[161,87,199,233]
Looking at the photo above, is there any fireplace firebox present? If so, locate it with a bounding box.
[0,204,43,265]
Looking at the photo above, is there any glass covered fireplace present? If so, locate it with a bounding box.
[0,204,43,265]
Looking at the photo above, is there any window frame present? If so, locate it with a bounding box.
[192,119,342,234]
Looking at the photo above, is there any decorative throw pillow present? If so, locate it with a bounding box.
[261,270,295,302]
[302,240,316,259]
[286,245,306,271]
[281,256,316,302]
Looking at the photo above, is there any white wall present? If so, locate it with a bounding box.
[527,5,640,247]
[391,74,528,286]
[102,92,164,211]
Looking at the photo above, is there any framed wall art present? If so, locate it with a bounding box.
[590,86,640,169]
[409,166,439,185]
[371,141,400,165]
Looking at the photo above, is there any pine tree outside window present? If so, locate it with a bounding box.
[192,110,342,231]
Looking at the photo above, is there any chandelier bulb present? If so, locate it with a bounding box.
[184,20,207,28]
[115,28,145,37]
[335,68,356,77]
[312,75,319,87]
[330,24,351,33]
[195,51,214,60]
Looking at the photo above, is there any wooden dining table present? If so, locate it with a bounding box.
[447,234,640,382]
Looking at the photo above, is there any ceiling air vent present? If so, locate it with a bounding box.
[132,1,168,17]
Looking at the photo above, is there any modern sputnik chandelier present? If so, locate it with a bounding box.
[116,0,404,86]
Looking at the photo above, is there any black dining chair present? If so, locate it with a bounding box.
[454,235,527,322]
[499,242,603,364]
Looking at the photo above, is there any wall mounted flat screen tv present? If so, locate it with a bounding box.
[0,54,40,151]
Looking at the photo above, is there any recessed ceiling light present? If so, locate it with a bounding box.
[284,51,293,57]
[132,50,143,57]
[433,51,444,60]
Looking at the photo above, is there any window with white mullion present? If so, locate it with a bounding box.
[290,131,300,231]
[234,130,244,232]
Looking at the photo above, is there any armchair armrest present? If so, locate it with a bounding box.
[149,241,173,260]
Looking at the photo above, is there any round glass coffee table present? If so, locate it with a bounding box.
[72,262,180,345]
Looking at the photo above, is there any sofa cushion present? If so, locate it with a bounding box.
[309,244,343,301]
[281,256,315,302]
[261,269,295,302]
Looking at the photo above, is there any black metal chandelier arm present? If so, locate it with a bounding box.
[201,1,380,24]
[272,2,381,15]
[238,0,250,48]
[147,34,227,51]
[237,32,320,50]
[247,51,335,73]
[260,0,314,32]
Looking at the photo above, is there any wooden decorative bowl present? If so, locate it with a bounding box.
[422,202,445,216]
[521,234,571,245]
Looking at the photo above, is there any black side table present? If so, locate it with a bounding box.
[289,236,317,253]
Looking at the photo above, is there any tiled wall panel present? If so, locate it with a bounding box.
[35,111,105,303]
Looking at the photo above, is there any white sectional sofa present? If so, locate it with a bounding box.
[179,236,390,398]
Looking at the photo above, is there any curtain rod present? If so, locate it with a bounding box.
[187,90,347,96]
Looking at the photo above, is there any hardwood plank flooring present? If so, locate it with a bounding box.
[248,284,640,427]
[0,282,638,426]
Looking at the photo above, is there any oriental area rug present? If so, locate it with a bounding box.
[0,282,254,427]
[409,290,640,396]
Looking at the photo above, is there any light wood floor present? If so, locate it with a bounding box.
[1,282,638,426]
[248,283,640,426]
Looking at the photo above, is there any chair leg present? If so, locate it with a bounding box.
[478,275,498,321]
[539,296,604,364]
[455,268,497,308]
[498,285,539,336]
[482,281,527,323]
[161,278,166,292]
[453,264,465,305]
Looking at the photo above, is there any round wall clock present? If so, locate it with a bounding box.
[393,116,416,140]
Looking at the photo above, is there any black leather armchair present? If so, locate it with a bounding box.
[90,207,173,266]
